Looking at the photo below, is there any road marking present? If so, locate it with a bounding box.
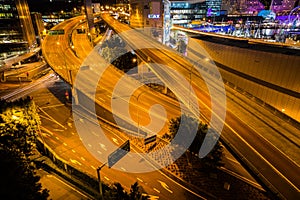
[112,137,119,145]
[88,144,92,147]
[97,151,102,154]
[50,173,90,198]
[80,157,86,161]
[104,176,110,181]
[53,129,64,132]
[72,149,76,153]
[121,167,126,171]
[227,157,241,165]
[70,159,82,166]
[99,143,107,151]
[38,107,66,130]
[99,97,104,101]
[91,131,98,137]
[55,137,60,140]
[79,118,84,123]
[137,178,143,182]
[71,132,75,135]
[63,142,67,146]
[91,165,96,170]
[142,194,159,200]
[153,188,160,193]
[157,180,173,193]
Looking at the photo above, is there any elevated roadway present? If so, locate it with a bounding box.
[100,14,300,199]
[42,16,208,199]
[42,14,300,199]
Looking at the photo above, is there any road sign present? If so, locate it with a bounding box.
[48,29,65,35]
[108,140,130,168]
[144,135,156,145]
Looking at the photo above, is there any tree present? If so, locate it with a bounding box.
[0,97,40,156]
[0,97,49,199]
[129,182,146,200]
[103,182,147,200]
[0,147,49,200]
[100,34,137,72]
[168,114,224,169]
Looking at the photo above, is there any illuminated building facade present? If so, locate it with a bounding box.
[129,0,162,29]
[170,1,206,25]
[0,0,36,59]
[222,0,298,15]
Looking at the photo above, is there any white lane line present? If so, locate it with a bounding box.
[88,144,92,147]
[53,129,64,132]
[227,157,241,165]
[99,143,107,151]
[99,97,104,101]
[121,167,126,172]
[112,137,119,145]
[72,149,76,153]
[91,165,96,170]
[137,178,143,182]
[158,180,173,194]
[104,176,110,181]
[97,151,102,154]
[50,174,90,198]
[91,131,99,137]
[55,137,60,140]
[153,188,160,193]
[63,142,67,146]
[80,157,86,161]
[70,159,82,166]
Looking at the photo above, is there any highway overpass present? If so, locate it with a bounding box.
[42,14,300,199]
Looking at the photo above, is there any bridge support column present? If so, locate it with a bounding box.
[72,87,79,105]
[84,0,96,39]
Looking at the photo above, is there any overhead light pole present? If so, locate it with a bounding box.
[96,162,107,200]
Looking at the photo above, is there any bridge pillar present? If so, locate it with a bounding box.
[84,0,96,38]
[72,87,79,105]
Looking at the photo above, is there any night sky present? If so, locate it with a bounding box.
[27,0,114,13]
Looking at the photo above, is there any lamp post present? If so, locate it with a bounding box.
[96,162,107,200]
[134,90,150,136]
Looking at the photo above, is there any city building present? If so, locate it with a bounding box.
[27,0,84,13]
[221,0,299,15]
[129,0,171,43]
[0,0,36,60]
[170,1,207,25]
[31,12,44,45]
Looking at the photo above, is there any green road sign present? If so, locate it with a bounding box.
[48,29,65,35]
[144,135,156,145]
[108,140,130,168]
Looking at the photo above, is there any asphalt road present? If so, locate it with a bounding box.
[100,14,300,199]
[40,14,300,199]
[37,169,91,200]
[27,74,207,200]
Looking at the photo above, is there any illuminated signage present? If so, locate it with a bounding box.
[148,14,160,19]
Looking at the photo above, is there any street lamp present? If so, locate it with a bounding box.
[96,162,107,200]
[134,90,150,136]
